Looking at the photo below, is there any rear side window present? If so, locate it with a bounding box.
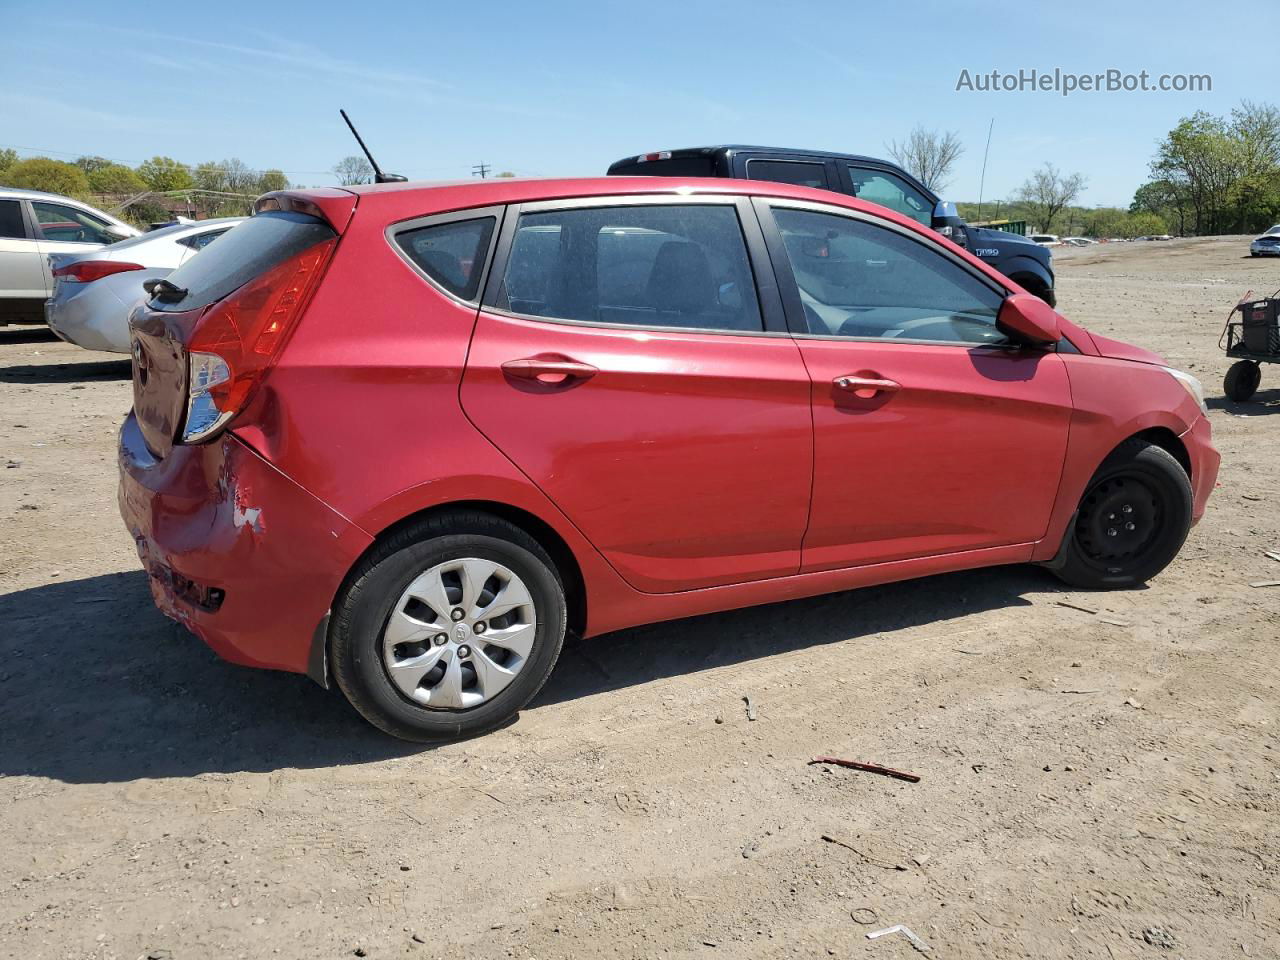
[178,228,232,251]
[499,204,762,333]
[746,159,829,189]
[0,199,24,239]
[394,217,495,301]
[151,211,335,312]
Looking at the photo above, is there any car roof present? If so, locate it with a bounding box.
[0,186,103,203]
[612,145,895,166]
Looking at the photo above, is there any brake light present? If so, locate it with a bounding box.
[635,151,672,163]
[182,238,337,442]
[53,261,144,283]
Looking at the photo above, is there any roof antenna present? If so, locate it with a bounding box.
[340,109,407,184]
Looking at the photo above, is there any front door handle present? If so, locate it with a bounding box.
[834,374,900,399]
[501,356,598,385]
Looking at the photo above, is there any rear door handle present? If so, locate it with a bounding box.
[501,356,598,385]
[833,375,900,398]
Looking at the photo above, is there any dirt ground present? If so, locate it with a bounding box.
[1,236,1277,960]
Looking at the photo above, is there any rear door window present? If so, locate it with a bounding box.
[394,216,496,301]
[498,204,763,333]
[0,199,26,239]
[149,211,335,312]
[745,159,830,189]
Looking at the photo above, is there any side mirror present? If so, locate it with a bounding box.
[932,200,968,249]
[997,293,1061,346]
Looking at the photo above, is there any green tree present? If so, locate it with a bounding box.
[2,157,91,197]
[137,156,194,192]
[257,169,289,193]
[0,147,17,176]
[193,161,228,193]
[74,155,113,174]
[87,163,148,194]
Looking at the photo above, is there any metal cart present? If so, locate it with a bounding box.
[1221,293,1280,401]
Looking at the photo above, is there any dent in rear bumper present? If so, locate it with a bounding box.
[118,412,372,673]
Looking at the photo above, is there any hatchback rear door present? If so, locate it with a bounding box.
[755,197,1073,572]
[460,196,813,594]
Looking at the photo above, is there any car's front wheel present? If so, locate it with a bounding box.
[330,512,567,742]
[1051,439,1192,589]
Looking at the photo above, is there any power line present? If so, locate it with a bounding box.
[472,162,490,179]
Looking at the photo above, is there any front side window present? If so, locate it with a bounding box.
[500,204,762,333]
[847,168,932,226]
[746,159,829,190]
[395,216,495,300]
[772,207,1007,345]
[31,201,115,244]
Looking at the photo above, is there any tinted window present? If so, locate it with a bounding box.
[395,217,495,300]
[847,168,932,225]
[773,207,1006,345]
[0,199,24,239]
[501,205,762,333]
[610,156,716,177]
[32,201,115,244]
[179,228,233,251]
[746,159,829,189]
[151,211,335,312]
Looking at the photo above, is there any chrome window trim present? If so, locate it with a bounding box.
[385,203,506,306]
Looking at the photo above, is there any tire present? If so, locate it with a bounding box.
[1224,360,1261,402]
[330,511,567,742]
[1052,439,1193,589]
[1013,274,1056,307]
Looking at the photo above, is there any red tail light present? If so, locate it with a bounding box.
[182,238,337,442]
[53,261,145,283]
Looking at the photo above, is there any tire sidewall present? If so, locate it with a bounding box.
[1065,445,1192,587]
[336,532,566,740]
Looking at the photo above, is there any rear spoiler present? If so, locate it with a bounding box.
[255,189,357,234]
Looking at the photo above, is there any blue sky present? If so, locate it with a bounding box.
[1,0,1269,206]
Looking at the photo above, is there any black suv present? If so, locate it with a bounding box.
[608,145,1055,306]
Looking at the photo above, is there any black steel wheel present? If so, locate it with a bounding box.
[1051,439,1192,589]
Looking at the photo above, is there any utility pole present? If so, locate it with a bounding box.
[472,162,490,179]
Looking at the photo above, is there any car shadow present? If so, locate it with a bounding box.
[0,327,58,345]
[0,359,131,383]
[0,564,1046,784]
[1207,387,1280,415]
[539,565,1042,708]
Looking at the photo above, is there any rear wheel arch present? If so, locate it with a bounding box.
[341,500,587,641]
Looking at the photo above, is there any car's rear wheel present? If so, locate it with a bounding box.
[330,512,567,742]
[1051,439,1192,589]
[1224,360,1261,402]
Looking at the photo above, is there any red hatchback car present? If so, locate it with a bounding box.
[120,177,1218,740]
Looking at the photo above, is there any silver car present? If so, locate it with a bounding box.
[1250,224,1280,257]
[0,188,140,325]
[46,218,244,353]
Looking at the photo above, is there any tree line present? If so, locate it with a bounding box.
[1131,101,1280,236]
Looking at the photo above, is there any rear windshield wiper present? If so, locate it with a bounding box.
[144,277,189,304]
